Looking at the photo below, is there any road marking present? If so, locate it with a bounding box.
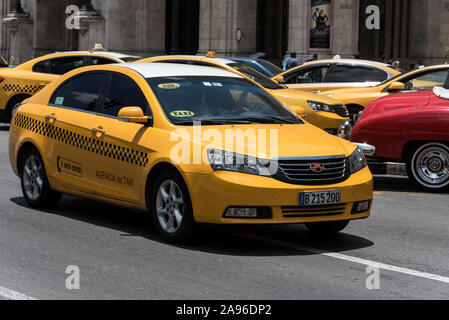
[237,233,449,285]
[0,285,36,300]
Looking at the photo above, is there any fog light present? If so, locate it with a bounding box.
[223,207,272,219]
[352,200,371,214]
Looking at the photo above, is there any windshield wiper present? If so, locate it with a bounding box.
[233,116,295,124]
[173,119,252,125]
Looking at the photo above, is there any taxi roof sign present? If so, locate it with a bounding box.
[206,51,217,58]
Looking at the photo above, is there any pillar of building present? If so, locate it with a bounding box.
[3,0,33,65]
[287,0,359,62]
[198,0,257,56]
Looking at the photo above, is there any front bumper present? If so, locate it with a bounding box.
[185,167,373,224]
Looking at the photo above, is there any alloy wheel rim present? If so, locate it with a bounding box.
[415,146,449,186]
[156,180,184,233]
[23,155,44,201]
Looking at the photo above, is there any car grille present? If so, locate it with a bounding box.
[334,104,349,118]
[281,204,347,218]
[274,157,349,185]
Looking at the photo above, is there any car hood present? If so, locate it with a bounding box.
[361,90,432,119]
[319,87,373,98]
[272,88,344,105]
[173,123,356,159]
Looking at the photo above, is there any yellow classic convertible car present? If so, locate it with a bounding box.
[320,64,449,119]
[9,63,373,242]
[273,59,400,93]
[0,50,141,123]
[136,54,351,137]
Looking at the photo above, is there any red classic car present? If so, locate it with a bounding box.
[350,87,449,191]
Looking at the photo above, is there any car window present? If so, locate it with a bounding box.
[91,57,117,65]
[400,69,449,90]
[257,59,282,75]
[147,76,301,125]
[48,56,85,75]
[50,72,108,111]
[228,63,284,90]
[328,65,387,83]
[32,60,50,73]
[283,66,329,84]
[101,74,149,117]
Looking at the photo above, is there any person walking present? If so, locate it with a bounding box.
[284,52,299,70]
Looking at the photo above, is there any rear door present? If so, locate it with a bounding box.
[44,71,110,196]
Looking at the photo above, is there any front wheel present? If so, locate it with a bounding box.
[150,169,196,243]
[407,142,449,191]
[305,220,349,235]
[20,148,62,208]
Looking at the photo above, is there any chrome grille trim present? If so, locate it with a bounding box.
[282,204,347,218]
[273,157,349,185]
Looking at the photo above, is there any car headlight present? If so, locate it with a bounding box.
[308,100,335,113]
[207,149,276,176]
[349,147,367,174]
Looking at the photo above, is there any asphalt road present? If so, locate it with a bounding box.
[0,124,448,300]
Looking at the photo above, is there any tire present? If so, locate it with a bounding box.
[5,95,29,123]
[406,142,449,191]
[305,220,349,235]
[149,169,196,243]
[19,147,62,209]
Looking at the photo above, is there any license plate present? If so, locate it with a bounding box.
[299,190,341,206]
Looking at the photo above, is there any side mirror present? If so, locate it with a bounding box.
[388,81,405,91]
[290,106,307,119]
[118,107,152,125]
[272,75,284,84]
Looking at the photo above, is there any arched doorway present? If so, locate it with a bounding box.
[165,0,199,55]
[256,0,289,66]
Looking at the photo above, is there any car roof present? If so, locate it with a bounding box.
[146,55,234,66]
[304,59,392,68]
[117,62,243,79]
[52,51,141,60]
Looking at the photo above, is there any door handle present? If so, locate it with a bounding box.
[92,127,105,137]
[45,114,57,123]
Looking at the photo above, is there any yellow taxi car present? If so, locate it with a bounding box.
[9,63,373,242]
[320,64,449,118]
[273,59,400,93]
[0,50,141,123]
[136,54,351,137]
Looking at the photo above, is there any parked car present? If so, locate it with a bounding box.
[272,59,400,93]
[321,64,449,120]
[137,54,351,137]
[9,63,373,242]
[0,50,141,123]
[224,57,283,78]
[350,86,449,191]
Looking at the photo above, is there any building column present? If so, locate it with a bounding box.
[3,0,33,65]
[198,0,257,56]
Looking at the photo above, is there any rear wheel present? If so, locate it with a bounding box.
[20,148,62,208]
[5,95,29,123]
[150,169,196,243]
[407,142,449,191]
[305,220,349,235]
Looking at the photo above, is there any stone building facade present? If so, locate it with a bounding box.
[1,0,448,68]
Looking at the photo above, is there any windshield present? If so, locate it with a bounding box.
[228,63,284,90]
[257,59,283,75]
[147,76,302,126]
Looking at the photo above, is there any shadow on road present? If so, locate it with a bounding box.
[10,195,374,257]
[374,176,449,194]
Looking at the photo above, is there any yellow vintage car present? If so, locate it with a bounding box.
[320,64,449,118]
[0,50,141,123]
[9,63,373,242]
[136,54,351,137]
[273,59,400,93]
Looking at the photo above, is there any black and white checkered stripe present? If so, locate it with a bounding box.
[3,83,46,94]
[14,113,149,168]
